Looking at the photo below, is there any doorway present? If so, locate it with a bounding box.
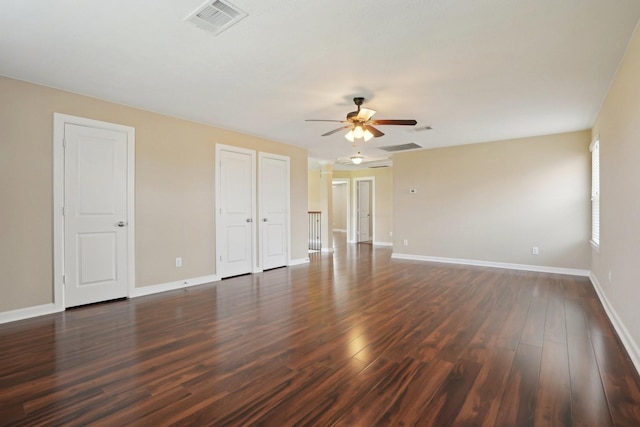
[216,144,256,278]
[354,177,374,243]
[53,114,135,308]
[216,145,291,277]
[332,179,350,239]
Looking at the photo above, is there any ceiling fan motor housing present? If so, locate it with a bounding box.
[347,97,365,121]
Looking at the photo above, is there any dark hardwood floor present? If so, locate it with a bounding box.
[2,234,640,426]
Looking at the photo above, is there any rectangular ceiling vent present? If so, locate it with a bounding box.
[186,0,248,36]
[378,143,423,153]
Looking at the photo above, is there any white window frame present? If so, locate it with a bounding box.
[590,138,600,248]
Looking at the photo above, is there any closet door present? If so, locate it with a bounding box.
[216,144,256,278]
[259,153,290,270]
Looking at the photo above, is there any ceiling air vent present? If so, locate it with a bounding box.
[186,0,248,36]
[378,143,422,152]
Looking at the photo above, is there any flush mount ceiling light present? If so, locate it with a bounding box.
[350,152,364,165]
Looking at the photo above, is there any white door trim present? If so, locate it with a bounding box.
[258,152,290,269]
[332,178,351,241]
[215,143,258,277]
[53,113,136,310]
[352,177,375,244]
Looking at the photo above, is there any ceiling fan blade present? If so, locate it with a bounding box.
[306,119,347,123]
[321,125,351,136]
[370,119,417,126]
[356,108,376,121]
[365,125,384,138]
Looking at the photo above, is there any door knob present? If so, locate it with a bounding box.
[116,221,126,227]
[246,218,253,223]
[263,218,268,222]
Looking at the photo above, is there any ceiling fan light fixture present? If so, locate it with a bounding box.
[345,127,373,142]
[351,153,364,165]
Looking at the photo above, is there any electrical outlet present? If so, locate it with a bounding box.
[176,257,182,267]
[403,239,408,246]
[531,247,539,255]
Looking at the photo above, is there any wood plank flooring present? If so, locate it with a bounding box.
[2,235,640,426]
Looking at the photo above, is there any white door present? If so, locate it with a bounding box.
[259,153,289,270]
[64,124,130,307]
[358,180,371,242]
[216,145,256,278]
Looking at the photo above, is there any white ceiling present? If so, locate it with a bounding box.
[2,1,639,165]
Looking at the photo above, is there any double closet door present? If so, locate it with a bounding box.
[216,144,290,278]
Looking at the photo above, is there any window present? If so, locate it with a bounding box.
[590,139,600,246]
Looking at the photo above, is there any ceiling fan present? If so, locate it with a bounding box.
[306,97,417,142]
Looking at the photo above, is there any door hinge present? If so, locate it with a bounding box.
[63,138,66,148]
[62,206,65,216]
[62,275,66,285]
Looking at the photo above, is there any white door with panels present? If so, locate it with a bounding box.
[259,153,290,270]
[357,180,372,242]
[216,145,256,278]
[63,123,132,307]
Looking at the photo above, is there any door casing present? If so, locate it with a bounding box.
[352,177,375,244]
[332,178,351,241]
[53,113,136,310]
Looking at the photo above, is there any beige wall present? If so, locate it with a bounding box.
[393,131,591,269]
[591,25,640,360]
[0,76,308,312]
[307,170,321,211]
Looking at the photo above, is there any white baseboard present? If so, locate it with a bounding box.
[130,274,219,298]
[333,229,347,233]
[289,258,310,266]
[0,303,62,325]
[390,253,590,277]
[590,273,640,376]
[321,247,335,253]
[373,241,392,247]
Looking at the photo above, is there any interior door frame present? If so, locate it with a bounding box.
[215,143,258,277]
[332,178,351,242]
[53,113,136,310]
[352,177,375,243]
